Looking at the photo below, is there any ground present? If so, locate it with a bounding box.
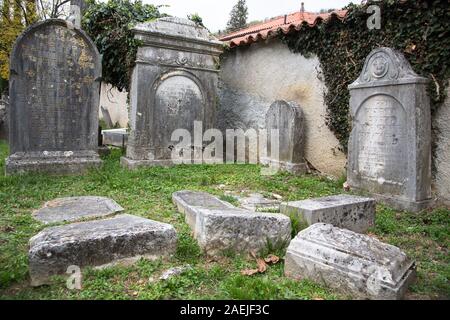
[0,140,448,300]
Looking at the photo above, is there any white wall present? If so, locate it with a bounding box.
[99,83,129,128]
[218,39,347,178]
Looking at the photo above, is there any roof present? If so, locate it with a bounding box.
[219,10,348,47]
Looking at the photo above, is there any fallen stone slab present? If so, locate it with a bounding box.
[29,214,177,286]
[172,190,235,232]
[33,196,124,224]
[195,208,291,256]
[280,194,376,233]
[285,224,416,300]
[101,128,128,147]
[238,194,280,212]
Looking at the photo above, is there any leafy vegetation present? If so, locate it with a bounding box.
[83,0,163,92]
[226,0,248,33]
[0,140,448,299]
[282,0,450,151]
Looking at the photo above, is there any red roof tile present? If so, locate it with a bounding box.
[219,10,348,47]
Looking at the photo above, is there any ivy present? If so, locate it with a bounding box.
[282,0,450,152]
[82,0,163,92]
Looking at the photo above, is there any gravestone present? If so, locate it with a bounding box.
[260,100,307,175]
[348,47,433,212]
[6,19,102,175]
[285,224,416,300]
[121,17,223,169]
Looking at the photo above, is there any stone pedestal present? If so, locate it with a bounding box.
[347,48,433,212]
[121,17,223,169]
[260,100,307,175]
[5,20,102,175]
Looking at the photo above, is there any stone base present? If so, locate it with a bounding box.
[120,157,175,170]
[285,224,416,300]
[5,151,102,175]
[351,188,435,213]
[280,195,376,233]
[260,157,308,175]
[29,214,177,286]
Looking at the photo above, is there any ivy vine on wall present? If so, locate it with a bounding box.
[282,0,450,152]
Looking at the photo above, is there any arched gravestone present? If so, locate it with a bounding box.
[6,19,102,175]
[260,100,307,175]
[348,47,433,212]
[121,17,223,169]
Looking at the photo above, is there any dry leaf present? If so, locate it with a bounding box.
[257,258,268,273]
[241,269,259,276]
[264,254,280,265]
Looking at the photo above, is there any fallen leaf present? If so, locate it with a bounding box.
[241,269,259,276]
[264,254,280,265]
[257,258,267,273]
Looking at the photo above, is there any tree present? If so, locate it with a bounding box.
[83,0,162,92]
[226,0,248,33]
[0,0,38,82]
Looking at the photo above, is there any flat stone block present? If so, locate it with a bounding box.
[5,151,102,175]
[238,193,280,212]
[29,214,177,286]
[260,158,308,175]
[194,208,291,256]
[285,224,416,300]
[172,190,235,232]
[33,196,124,224]
[280,194,376,233]
[102,129,128,147]
[120,157,175,170]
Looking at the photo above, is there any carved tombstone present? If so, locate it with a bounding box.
[121,17,223,169]
[6,19,102,175]
[348,47,433,212]
[260,100,307,175]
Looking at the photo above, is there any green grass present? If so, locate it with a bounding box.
[0,140,448,300]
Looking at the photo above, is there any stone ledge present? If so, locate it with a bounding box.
[280,194,376,233]
[29,214,177,286]
[285,224,416,300]
[32,196,124,224]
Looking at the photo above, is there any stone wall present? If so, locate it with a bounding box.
[99,83,129,128]
[218,39,347,178]
[434,85,450,205]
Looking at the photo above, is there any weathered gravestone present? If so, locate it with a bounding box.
[6,19,102,175]
[348,47,433,212]
[121,17,223,169]
[260,100,307,175]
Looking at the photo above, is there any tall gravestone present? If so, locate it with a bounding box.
[260,100,307,175]
[348,47,432,212]
[121,17,223,169]
[6,19,102,175]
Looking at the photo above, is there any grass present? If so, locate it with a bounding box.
[0,140,448,300]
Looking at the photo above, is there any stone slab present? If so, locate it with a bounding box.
[260,158,308,175]
[172,190,235,232]
[280,194,376,233]
[33,196,124,224]
[285,224,416,300]
[195,208,291,256]
[238,193,280,212]
[29,214,177,286]
[101,129,128,147]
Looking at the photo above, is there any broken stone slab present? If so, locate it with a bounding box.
[172,190,235,232]
[29,214,177,286]
[285,224,416,300]
[238,193,280,212]
[280,194,376,233]
[159,265,192,281]
[32,196,124,224]
[194,208,291,256]
[101,128,128,147]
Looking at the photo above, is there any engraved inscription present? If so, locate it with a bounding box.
[12,23,98,152]
[153,75,204,157]
[356,95,407,186]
